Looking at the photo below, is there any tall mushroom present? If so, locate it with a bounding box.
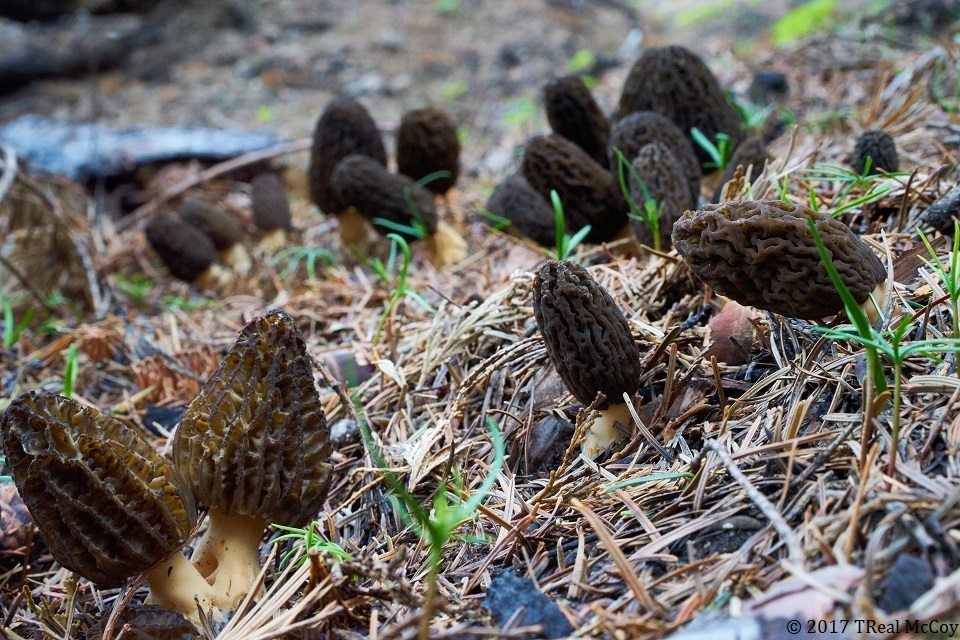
[533,260,642,458]
[396,107,461,196]
[0,392,217,626]
[173,309,332,608]
[250,173,293,253]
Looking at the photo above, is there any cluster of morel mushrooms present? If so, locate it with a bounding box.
[1,44,898,629]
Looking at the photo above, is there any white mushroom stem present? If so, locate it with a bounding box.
[581,402,633,459]
[259,228,288,253]
[146,551,220,627]
[219,243,252,275]
[194,264,232,291]
[190,510,267,609]
[338,208,371,249]
[862,280,890,326]
[425,220,467,268]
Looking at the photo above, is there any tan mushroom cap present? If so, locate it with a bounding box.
[0,392,197,585]
[173,309,332,528]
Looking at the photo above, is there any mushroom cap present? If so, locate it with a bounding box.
[628,141,697,248]
[180,198,242,251]
[608,111,701,205]
[486,173,556,247]
[544,75,610,168]
[713,136,769,202]
[672,200,887,320]
[308,98,388,214]
[521,134,627,244]
[250,173,292,232]
[851,129,899,175]
[616,45,743,170]
[0,392,197,585]
[145,213,215,282]
[396,107,460,195]
[86,603,199,640]
[330,154,438,242]
[173,309,332,528]
[533,260,641,408]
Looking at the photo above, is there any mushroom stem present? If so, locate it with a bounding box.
[425,220,467,268]
[862,280,890,326]
[194,264,232,291]
[220,243,252,275]
[259,228,288,253]
[582,402,633,459]
[146,551,220,626]
[191,510,267,609]
[337,208,371,249]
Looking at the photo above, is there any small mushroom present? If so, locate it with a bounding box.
[485,173,556,247]
[396,107,460,195]
[0,392,217,626]
[145,212,220,287]
[627,141,697,248]
[851,129,899,175]
[544,75,610,168]
[173,309,332,609]
[180,198,250,274]
[672,200,888,321]
[712,137,769,203]
[533,260,642,458]
[250,173,292,252]
[331,154,466,267]
[616,45,743,170]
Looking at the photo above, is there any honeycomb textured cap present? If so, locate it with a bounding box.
[180,198,241,251]
[0,392,197,585]
[308,98,388,214]
[628,142,697,248]
[533,260,641,408]
[486,174,556,248]
[331,154,438,241]
[544,75,610,168]
[173,309,332,528]
[672,200,887,320]
[251,174,292,232]
[616,45,743,170]
[396,107,460,195]
[851,129,899,175]
[608,111,701,205]
[145,213,215,282]
[522,134,627,244]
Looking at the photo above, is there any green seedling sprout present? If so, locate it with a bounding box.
[114,274,154,307]
[62,343,79,399]
[479,206,512,231]
[690,127,734,171]
[550,190,591,261]
[918,221,960,341]
[271,522,351,568]
[272,246,337,281]
[370,183,437,241]
[613,146,664,251]
[355,394,505,640]
[803,160,909,218]
[2,296,33,350]
[370,234,434,345]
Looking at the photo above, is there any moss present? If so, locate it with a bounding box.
[544,75,610,168]
[396,107,460,195]
[145,213,215,282]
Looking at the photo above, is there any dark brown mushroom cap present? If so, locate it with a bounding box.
[180,198,241,251]
[330,154,438,242]
[87,603,199,640]
[712,136,769,202]
[308,98,388,214]
[616,45,743,170]
[521,134,627,244]
[0,392,197,585]
[396,107,460,195]
[486,173,556,247]
[533,260,641,408]
[851,129,899,175]
[145,213,215,282]
[628,142,697,248]
[608,111,701,205]
[544,75,610,168]
[251,173,292,232]
[672,200,887,320]
[172,309,332,528]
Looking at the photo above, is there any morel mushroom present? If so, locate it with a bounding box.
[180,198,250,274]
[608,111,701,205]
[627,141,697,248]
[713,137,769,203]
[672,200,888,321]
[308,98,388,247]
[486,173,556,247]
[250,173,292,252]
[522,134,628,244]
[396,107,460,195]
[544,75,610,168]
[145,212,217,286]
[533,260,642,458]
[616,45,743,170]
[173,309,332,608]
[851,129,899,175]
[331,154,466,267]
[0,392,216,625]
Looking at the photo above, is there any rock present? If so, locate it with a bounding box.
[526,414,574,472]
[330,418,360,447]
[483,572,572,639]
[878,554,933,612]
